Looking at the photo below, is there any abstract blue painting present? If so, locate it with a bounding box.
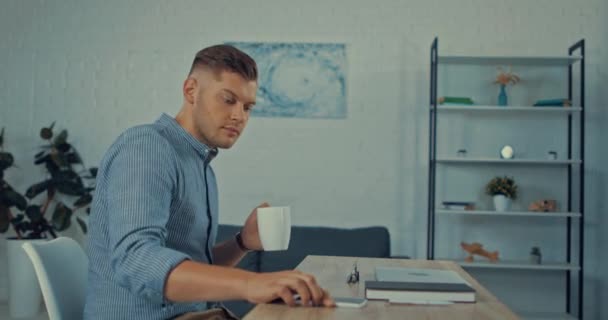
[227,42,347,119]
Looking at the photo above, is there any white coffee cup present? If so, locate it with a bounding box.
[257,206,291,251]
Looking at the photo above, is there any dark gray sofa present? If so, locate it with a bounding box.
[216,224,393,317]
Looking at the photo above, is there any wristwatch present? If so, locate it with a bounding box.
[235,231,252,252]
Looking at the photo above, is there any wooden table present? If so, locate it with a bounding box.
[244,255,519,320]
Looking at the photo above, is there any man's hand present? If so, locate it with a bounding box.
[240,202,270,251]
[245,270,335,307]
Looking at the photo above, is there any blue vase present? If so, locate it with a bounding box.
[498,84,507,106]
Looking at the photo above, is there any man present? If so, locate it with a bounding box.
[84,45,334,320]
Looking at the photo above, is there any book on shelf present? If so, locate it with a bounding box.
[438,96,474,105]
[365,267,476,303]
[533,98,571,107]
[442,201,475,211]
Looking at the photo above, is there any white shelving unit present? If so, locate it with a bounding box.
[427,38,585,319]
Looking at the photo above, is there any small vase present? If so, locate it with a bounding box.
[498,84,508,106]
[493,194,511,211]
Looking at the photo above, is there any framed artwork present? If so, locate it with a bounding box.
[228,42,347,119]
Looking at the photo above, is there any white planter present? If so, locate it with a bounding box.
[7,238,46,318]
[493,194,512,212]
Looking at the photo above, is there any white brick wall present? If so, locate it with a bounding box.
[0,0,606,318]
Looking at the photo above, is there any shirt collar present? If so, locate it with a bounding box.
[156,113,218,163]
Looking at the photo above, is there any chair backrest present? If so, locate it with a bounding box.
[22,237,88,320]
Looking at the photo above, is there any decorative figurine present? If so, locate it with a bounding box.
[530,247,542,264]
[461,242,499,263]
[528,199,557,212]
[346,262,360,284]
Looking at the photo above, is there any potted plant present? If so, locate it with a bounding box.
[0,124,96,317]
[485,176,518,211]
[25,122,97,235]
[494,67,520,106]
[1,127,54,318]
[1,126,57,239]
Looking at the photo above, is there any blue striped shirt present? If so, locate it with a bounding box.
[84,114,219,319]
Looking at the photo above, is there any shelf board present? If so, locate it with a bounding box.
[518,311,578,320]
[436,158,581,165]
[434,105,582,113]
[446,259,581,271]
[436,209,582,218]
[437,55,582,66]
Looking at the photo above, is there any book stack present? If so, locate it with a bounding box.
[365,266,476,304]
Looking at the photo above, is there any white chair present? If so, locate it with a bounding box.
[22,237,88,320]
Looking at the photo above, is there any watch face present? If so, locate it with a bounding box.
[500,145,514,159]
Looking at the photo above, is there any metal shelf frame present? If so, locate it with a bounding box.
[426,37,585,319]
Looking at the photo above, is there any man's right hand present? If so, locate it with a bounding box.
[245,270,335,307]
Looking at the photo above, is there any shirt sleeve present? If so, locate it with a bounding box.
[105,127,190,304]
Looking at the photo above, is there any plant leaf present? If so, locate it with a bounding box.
[25,205,43,223]
[0,205,10,233]
[52,202,72,231]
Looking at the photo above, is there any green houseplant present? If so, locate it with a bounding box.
[0,127,56,239]
[25,122,97,234]
[0,123,96,239]
[0,127,54,318]
[485,176,518,211]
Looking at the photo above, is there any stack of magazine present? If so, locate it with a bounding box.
[365,266,476,304]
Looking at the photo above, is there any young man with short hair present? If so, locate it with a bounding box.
[84,45,334,320]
